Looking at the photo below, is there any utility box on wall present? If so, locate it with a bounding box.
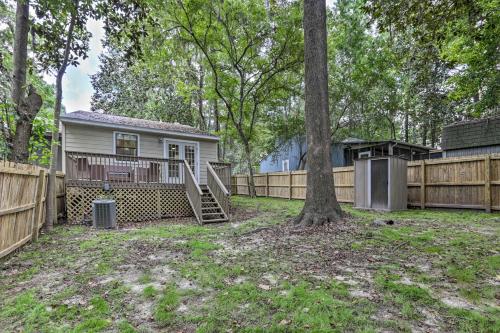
[354,156,407,211]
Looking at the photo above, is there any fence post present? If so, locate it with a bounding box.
[288,171,292,200]
[484,155,491,213]
[265,173,269,197]
[420,160,425,209]
[31,169,45,242]
[246,175,250,195]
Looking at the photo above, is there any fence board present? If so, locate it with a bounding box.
[233,154,500,211]
[0,161,66,259]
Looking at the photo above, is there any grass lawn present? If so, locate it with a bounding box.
[1,196,499,332]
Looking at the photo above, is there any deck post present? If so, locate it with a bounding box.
[420,160,425,209]
[485,155,491,213]
[31,169,45,242]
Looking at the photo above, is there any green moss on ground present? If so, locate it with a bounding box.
[0,196,498,332]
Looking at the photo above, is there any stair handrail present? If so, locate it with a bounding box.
[207,162,230,218]
[208,161,231,193]
[184,161,203,223]
[207,162,230,196]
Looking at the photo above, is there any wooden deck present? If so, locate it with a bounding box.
[64,152,232,224]
[65,151,186,188]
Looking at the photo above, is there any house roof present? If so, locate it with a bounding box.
[442,116,500,150]
[60,111,219,141]
[343,140,432,152]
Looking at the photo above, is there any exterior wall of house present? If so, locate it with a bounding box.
[199,140,219,183]
[63,123,218,184]
[441,116,500,158]
[444,145,500,158]
[331,144,345,167]
[259,137,308,173]
[259,137,345,173]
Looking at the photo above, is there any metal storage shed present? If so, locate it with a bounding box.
[354,156,407,211]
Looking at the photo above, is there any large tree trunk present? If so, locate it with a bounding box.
[46,6,77,230]
[421,122,427,146]
[197,66,206,130]
[213,99,222,160]
[11,0,29,110]
[10,86,42,162]
[222,118,228,160]
[243,138,256,197]
[9,0,42,163]
[295,0,342,226]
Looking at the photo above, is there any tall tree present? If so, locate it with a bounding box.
[1,1,57,163]
[365,0,499,118]
[37,0,149,228]
[9,0,42,162]
[295,0,342,226]
[91,49,194,125]
[39,0,81,230]
[162,0,302,197]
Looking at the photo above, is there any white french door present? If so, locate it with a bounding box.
[164,139,199,183]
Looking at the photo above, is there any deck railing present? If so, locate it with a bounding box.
[184,161,203,223]
[208,161,231,194]
[207,162,230,217]
[65,151,185,187]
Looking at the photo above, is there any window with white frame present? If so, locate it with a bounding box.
[115,132,139,157]
[282,159,290,172]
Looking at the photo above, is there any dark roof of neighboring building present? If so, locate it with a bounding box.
[343,140,432,152]
[60,111,218,140]
[442,116,500,150]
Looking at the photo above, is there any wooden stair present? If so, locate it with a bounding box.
[200,185,228,223]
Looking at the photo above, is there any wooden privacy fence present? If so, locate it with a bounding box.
[0,162,65,259]
[232,154,500,212]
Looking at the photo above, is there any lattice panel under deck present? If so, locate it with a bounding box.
[66,186,193,224]
[160,190,192,217]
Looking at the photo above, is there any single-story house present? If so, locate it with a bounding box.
[259,136,434,172]
[60,111,231,224]
[441,116,500,157]
[60,111,219,184]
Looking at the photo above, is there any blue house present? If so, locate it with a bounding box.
[259,137,363,173]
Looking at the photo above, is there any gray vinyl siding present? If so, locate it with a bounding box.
[199,141,219,183]
[63,123,218,184]
[64,124,114,154]
[444,145,500,158]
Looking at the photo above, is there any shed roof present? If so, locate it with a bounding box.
[442,116,500,150]
[344,140,432,152]
[60,111,219,141]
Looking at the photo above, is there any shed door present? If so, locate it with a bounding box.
[371,159,388,209]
